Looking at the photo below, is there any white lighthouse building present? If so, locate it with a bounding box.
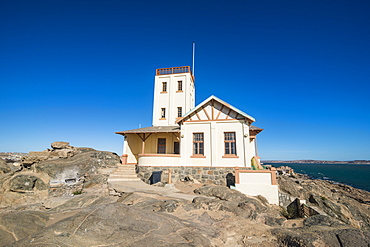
[116,66,279,205]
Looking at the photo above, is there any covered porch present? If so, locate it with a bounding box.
[116,126,181,165]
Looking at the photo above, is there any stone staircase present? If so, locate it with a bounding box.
[108,164,141,182]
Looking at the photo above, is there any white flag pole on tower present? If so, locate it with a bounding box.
[192,41,195,77]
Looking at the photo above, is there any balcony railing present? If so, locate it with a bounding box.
[156,66,192,76]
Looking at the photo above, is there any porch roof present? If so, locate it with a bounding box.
[115,126,180,135]
[250,125,263,131]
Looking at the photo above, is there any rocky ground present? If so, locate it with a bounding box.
[1,143,370,246]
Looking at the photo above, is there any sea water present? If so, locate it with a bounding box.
[263,163,370,192]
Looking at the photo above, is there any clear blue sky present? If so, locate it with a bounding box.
[1,0,369,160]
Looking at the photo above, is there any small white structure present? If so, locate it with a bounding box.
[116,66,278,204]
[235,168,279,205]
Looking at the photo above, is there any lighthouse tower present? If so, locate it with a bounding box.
[152,66,195,126]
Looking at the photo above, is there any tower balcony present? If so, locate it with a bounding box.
[156,66,192,76]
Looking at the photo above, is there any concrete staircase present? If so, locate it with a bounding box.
[108,164,141,182]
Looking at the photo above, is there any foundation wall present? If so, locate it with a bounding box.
[137,165,251,185]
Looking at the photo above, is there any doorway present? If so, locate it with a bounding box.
[157,138,166,154]
[174,142,180,154]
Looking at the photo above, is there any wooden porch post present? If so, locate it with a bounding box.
[141,134,146,154]
[136,133,152,155]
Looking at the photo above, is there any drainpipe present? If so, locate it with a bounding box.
[242,123,247,167]
[209,122,213,167]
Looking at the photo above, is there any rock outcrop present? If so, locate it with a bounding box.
[1,144,370,246]
[0,142,120,207]
[21,142,78,168]
[278,174,370,230]
[11,203,215,247]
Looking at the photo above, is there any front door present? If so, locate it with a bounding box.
[174,142,180,154]
[157,138,166,154]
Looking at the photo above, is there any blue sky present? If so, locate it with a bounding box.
[1,0,369,160]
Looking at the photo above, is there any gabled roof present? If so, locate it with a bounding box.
[177,95,256,124]
[115,126,180,135]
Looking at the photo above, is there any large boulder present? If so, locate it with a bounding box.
[9,174,49,192]
[21,142,78,168]
[0,144,120,206]
[35,150,120,181]
[192,186,285,226]
[51,141,70,149]
[0,172,50,207]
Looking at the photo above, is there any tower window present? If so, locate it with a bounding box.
[177,81,183,92]
[162,82,167,93]
[160,108,166,119]
[177,107,182,117]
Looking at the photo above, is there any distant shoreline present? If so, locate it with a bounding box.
[262,160,370,165]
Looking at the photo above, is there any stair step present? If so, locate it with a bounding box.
[108,178,141,182]
[111,170,136,173]
[109,174,139,178]
[108,165,140,181]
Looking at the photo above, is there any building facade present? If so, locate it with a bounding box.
[116,66,279,204]
[116,66,263,168]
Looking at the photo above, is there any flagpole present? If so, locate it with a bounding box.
[192,41,195,77]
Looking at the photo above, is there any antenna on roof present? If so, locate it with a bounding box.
[192,41,195,77]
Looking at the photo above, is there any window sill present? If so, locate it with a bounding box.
[159,118,166,120]
[160,92,167,94]
[190,155,206,158]
[222,155,239,158]
[176,90,183,93]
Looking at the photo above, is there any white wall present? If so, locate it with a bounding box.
[180,120,252,167]
[235,172,279,205]
[138,156,181,166]
[236,184,279,205]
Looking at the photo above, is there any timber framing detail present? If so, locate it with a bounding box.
[176,95,256,124]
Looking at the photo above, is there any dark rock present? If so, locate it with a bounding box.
[278,175,370,230]
[335,228,370,247]
[83,174,108,188]
[0,159,11,173]
[9,175,48,192]
[303,215,344,227]
[271,229,311,247]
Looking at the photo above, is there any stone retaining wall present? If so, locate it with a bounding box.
[137,166,251,186]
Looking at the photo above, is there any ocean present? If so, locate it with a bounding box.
[263,162,370,192]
